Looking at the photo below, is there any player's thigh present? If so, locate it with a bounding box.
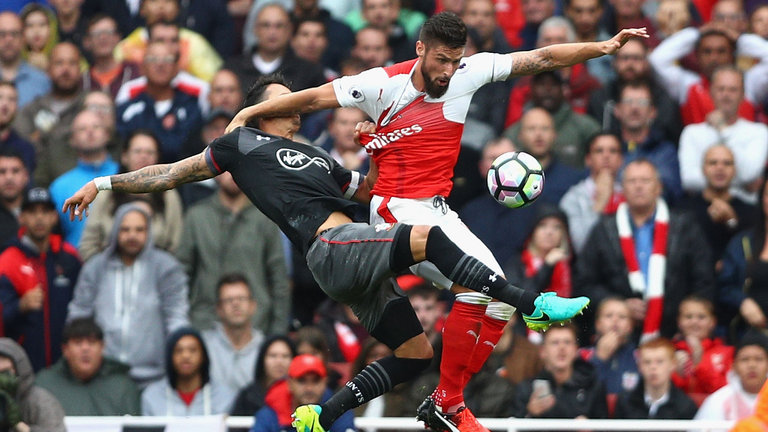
[305,223,405,331]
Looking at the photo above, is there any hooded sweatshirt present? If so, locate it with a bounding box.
[68,204,189,384]
[0,338,65,432]
[141,327,235,416]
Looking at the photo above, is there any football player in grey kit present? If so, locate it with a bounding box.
[62,74,589,432]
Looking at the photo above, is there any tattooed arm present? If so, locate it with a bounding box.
[62,152,214,221]
[508,28,649,78]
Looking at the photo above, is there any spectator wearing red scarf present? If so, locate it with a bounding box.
[504,206,572,299]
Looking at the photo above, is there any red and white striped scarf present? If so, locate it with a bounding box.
[616,199,669,342]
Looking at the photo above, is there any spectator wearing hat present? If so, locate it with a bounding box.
[35,317,141,416]
[503,70,600,169]
[251,354,355,432]
[0,187,81,371]
[142,327,235,416]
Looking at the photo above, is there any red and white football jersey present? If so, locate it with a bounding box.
[332,52,512,198]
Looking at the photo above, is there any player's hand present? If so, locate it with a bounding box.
[225,111,248,134]
[19,286,44,312]
[603,28,649,55]
[62,180,99,221]
[354,121,377,147]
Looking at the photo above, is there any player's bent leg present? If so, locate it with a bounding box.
[297,295,432,431]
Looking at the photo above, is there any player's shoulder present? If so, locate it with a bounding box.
[382,59,419,77]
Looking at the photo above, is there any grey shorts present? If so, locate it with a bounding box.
[306,222,405,331]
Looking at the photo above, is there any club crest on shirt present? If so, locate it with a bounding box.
[276,148,330,172]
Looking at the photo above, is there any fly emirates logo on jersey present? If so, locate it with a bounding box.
[361,124,423,150]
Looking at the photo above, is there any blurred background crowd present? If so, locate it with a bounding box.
[2,0,768,429]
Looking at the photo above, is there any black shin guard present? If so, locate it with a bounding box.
[425,226,537,314]
[320,356,432,428]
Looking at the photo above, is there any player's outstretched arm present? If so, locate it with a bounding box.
[508,27,649,78]
[62,152,215,221]
[226,82,341,133]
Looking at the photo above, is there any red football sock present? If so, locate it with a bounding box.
[463,314,507,388]
[433,299,486,412]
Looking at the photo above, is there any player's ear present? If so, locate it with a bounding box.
[416,40,425,58]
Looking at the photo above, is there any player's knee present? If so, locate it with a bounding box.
[410,225,431,245]
[394,333,434,360]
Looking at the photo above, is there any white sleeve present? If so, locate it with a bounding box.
[648,27,701,104]
[740,33,768,103]
[465,52,514,83]
[332,68,389,119]
[678,125,708,192]
[730,123,768,185]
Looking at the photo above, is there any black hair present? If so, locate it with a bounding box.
[254,335,296,385]
[62,317,104,343]
[0,80,16,92]
[242,73,293,128]
[292,16,327,37]
[0,148,25,166]
[147,19,181,42]
[166,327,210,389]
[215,273,251,302]
[617,79,653,102]
[695,28,737,56]
[418,12,467,49]
[85,13,118,34]
[112,129,165,215]
[736,329,768,357]
[585,131,623,155]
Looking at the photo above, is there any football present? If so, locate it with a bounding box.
[487,151,545,208]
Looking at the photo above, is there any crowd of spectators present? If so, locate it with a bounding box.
[3,0,768,429]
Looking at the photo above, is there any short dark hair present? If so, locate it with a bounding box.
[585,131,622,155]
[216,273,251,301]
[0,148,26,167]
[242,73,292,127]
[695,29,736,56]
[292,16,326,37]
[63,318,104,343]
[617,79,653,102]
[148,20,180,41]
[0,80,16,93]
[86,13,118,34]
[419,12,467,49]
